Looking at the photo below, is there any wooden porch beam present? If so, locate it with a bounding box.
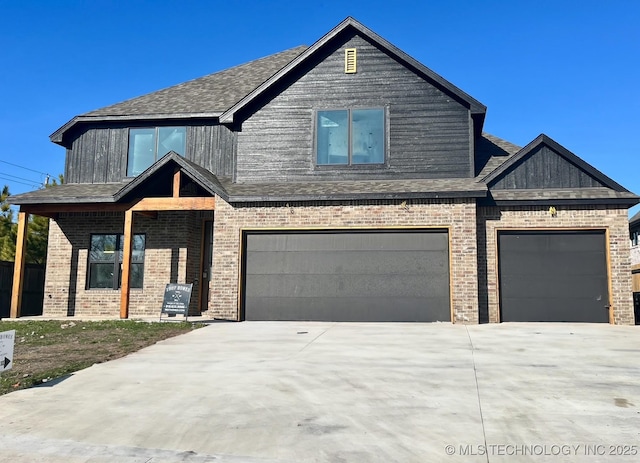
[20,196,216,217]
[10,211,28,318]
[119,209,134,319]
[131,197,216,212]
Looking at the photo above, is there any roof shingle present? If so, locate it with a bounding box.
[82,46,308,118]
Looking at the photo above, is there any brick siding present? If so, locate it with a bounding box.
[211,197,479,323]
[44,211,202,318]
[42,200,633,325]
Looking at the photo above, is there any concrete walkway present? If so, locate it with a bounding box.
[0,322,638,462]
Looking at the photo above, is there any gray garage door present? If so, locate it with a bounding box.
[498,231,609,322]
[242,230,450,322]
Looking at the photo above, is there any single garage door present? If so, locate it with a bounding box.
[498,230,609,322]
[242,230,450,322]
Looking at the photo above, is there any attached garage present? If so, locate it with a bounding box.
[242,229,450,322]
[498,230,610,322]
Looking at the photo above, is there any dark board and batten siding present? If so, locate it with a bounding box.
[235,33,472,183]
[66,127,128,184]
[491,145,606,190]
[186,125,236,179]
[66,124,236,183]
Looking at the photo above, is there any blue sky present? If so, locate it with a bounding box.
[2,0,639,215]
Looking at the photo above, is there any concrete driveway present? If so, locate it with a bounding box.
[0,322,638,462]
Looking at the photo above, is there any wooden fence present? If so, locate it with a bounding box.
[0,260,45,318]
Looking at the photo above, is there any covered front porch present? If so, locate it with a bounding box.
[9,153,218,319]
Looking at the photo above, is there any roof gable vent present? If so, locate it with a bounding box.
[345,48,357,73]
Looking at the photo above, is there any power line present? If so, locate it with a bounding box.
[0,172,42,184]
[0,159,51,177]
[0,175,40,188]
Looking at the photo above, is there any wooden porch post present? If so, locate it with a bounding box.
[120,209,134,319]
[10,211,28,318]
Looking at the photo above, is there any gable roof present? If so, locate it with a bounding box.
[8,152,224,206]
[113,151,225,202]
[219,17,486,124]
[479,133,638,206]
[51,17,487,145]
[50,46,308,144]
[483,134,629,192]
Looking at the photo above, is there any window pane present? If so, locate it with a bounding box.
[116,235,145,288]
[352,109,384,164]
[158,127,186,157]
[317,110,348,165]
[127,128,156,176]
[89,263,115,288]
[118,263,144,289]
[117,235,145,263]
[90,235,117,262]
[130,263,144,288]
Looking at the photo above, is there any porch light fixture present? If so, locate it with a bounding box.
[549,206,557,217]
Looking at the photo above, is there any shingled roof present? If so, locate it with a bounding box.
[50,46,308,144]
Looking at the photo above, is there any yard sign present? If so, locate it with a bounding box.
[160,283,193,321]
[0,330,15,372]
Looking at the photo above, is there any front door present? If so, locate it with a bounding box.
[200,220,214,312]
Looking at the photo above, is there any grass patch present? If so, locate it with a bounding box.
[0,320,204,396]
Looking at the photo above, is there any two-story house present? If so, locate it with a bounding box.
[9,18,639,324]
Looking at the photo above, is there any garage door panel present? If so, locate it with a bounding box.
[248,232,448,252]
[246,250,448,276]
[500,233,604,252]
[500,274,608,299]
[243,230,450,322]
[501,297,609,322]
[245,273,449,299]
[244,296,451,322]
[499,231,608,323]
[500,250,607,276]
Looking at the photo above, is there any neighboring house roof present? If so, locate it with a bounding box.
[50,46,308,144]
[630,210,640,228]
[218,17,486,124]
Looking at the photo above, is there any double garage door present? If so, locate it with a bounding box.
[498,230,610,323]
[242,230,450,322]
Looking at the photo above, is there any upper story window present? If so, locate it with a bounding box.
[316,109,385,166]
[127,127,186,176]
[632,230,639,247]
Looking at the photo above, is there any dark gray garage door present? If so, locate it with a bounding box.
[498,231,609,322]
[242,230,450,322]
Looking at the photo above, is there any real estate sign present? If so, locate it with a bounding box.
[0,330,15,372]
[161,283,193,319]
